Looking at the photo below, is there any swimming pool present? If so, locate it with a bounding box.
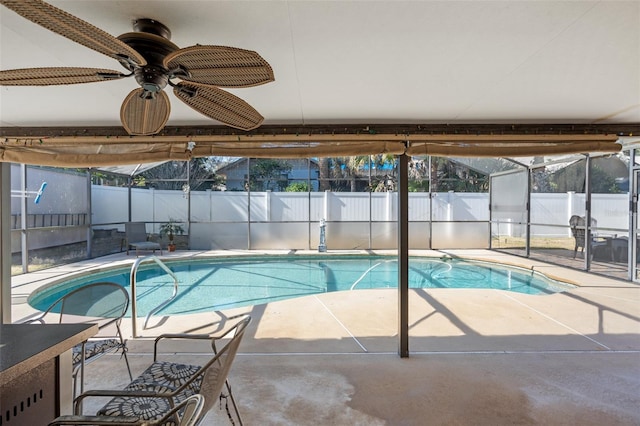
[28,255,573,317]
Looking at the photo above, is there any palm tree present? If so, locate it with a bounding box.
[318,157,331,191]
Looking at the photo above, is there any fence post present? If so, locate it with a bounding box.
[266,190,271,221]
[151,188,156,233]
[324,190,330,221]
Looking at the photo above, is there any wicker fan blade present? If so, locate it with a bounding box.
[164,45,274,88]
[174,82,263,131]
[0,67,127,86]
[120,88,171,136]
[0,0,146,67]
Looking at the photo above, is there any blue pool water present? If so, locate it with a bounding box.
[28,256,573,317]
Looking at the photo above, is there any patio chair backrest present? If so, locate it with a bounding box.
[126,222,150,243]
[196,316,251,416]
[26,282,133,399]
[31,282,129,330]
[569,215,598,251]
[569,215,584,245]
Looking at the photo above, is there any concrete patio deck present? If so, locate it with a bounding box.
[10,250,640,425]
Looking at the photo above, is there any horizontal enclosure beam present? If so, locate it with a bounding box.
[1,124,633,167]
[2,123,639,138]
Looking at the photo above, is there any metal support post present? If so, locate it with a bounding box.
[0,163,11,323]
[398,153,409,357]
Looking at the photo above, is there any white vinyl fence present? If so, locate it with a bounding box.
[92,188,494,225]
[89,186,629,250]
[10,160,630,252]
[10,166,88,251]
[11,171,630,252]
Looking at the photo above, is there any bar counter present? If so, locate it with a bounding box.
[1,323,98,425]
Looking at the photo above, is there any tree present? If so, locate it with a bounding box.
[247,159,292,191]
[134,158,224,191]
[328,155,396,192]
[408,157,430,191]
[89,170,125,186]
[531,157,552,193]
[406,157,489,192]
[550,162,620,193]
[318,157,331,191]
[285,182,310,192]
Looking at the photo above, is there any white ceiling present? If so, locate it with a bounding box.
[1,0,639,130]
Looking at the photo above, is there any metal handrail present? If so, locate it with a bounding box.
[130,255,178,337]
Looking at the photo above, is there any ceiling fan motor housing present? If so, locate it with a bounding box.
[117,19,178,93]
[132,18,171,39]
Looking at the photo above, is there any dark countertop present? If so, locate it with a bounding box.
[0,323,98,385]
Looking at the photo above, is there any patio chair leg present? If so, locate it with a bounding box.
[122,347,133,381]
[72,367,79,401]
[117,325,134,381]
[211,336,244,425]
[223,379,243,426]
[71,343,87,413]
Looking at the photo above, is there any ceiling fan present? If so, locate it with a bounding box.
[0,0,274,135]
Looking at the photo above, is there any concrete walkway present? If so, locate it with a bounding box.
[10,250,640,425]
